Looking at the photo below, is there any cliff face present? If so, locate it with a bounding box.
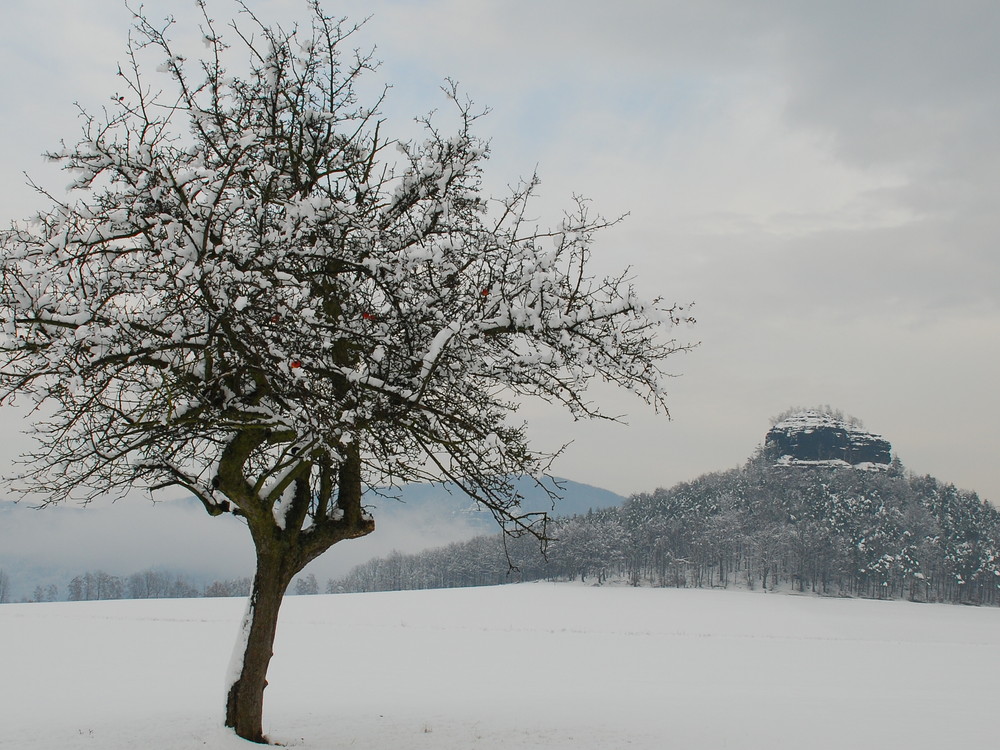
[765,410,892,468]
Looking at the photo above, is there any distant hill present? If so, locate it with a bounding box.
[366,476,626,530]
[335,460,1000,604]
[331,409,1000,606]
[0,477,624,602]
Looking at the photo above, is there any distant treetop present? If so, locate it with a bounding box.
[769,405,864,429]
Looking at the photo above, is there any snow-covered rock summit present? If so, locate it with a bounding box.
[764,409,892,469]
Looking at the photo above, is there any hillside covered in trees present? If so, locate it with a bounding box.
[331,410,1000,605]
[5,410,996,607]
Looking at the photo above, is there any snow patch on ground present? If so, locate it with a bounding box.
[2,583,999,749]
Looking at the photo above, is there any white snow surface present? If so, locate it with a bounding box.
[3,583,999,749]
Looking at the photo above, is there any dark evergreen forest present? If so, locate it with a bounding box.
[330,458,1000,606]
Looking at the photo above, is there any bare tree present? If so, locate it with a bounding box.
[293,572,318,595]
[31,583,60,603]
[67,570,124,601]
[204,576,253,598]
[0,1,693,742]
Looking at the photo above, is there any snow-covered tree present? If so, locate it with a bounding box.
[0,2,693,742]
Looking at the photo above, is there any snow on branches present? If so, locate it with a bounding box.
[0,2,694,538]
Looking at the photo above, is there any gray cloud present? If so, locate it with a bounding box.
[0,0,996,529]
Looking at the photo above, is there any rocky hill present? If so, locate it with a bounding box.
[764,409,892,468]
[332,420,1000,606]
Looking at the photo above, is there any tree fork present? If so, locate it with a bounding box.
[225,461,373,743]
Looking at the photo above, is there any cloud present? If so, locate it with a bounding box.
[0,0,997,515]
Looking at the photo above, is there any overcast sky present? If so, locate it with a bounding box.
[1,0,998,509]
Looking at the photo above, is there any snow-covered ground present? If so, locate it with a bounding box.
[3,583,999,749]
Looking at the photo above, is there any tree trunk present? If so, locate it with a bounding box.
[225,550,296,743]
[218,447,372,742]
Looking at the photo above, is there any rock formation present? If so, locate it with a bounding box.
[765,410,892,468]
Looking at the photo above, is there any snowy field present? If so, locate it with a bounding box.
[3,583,999,750]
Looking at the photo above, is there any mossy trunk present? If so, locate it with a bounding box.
[225,549,296,743]
[219,446,373,743]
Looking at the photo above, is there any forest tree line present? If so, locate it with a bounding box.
[1,570,250,603]
[0,568,327,604]
[329,459,1000,606]
[4,459,997,606]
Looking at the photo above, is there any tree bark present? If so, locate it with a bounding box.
[218,444,374,743]
[225,549,297,744]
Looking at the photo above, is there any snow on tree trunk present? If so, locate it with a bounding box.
[225,551,296,743]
